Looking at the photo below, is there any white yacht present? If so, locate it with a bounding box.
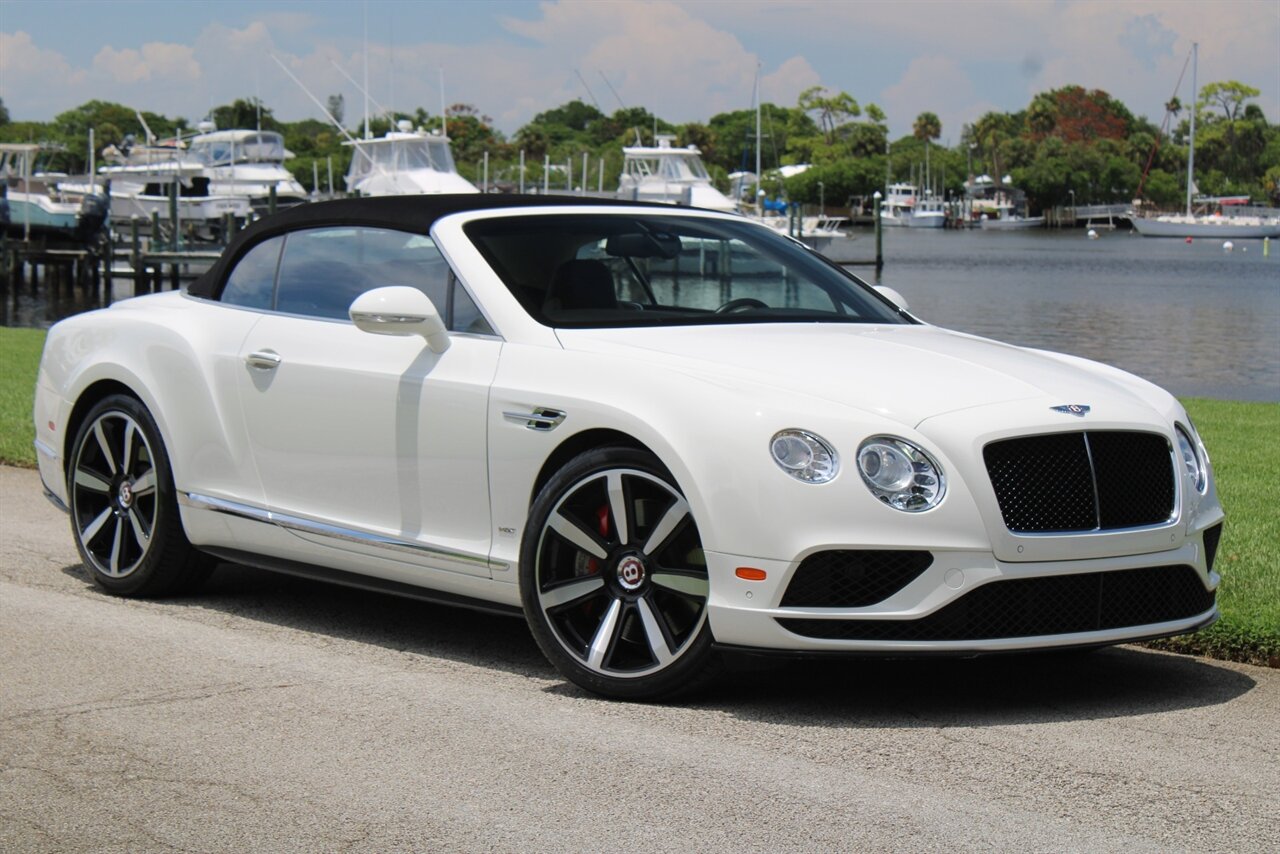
[94,140,251,236]
[879,183,945,228]
[185,128,308,212]
[618,136,737,212]
[909,194,946,228]
[879,183,916,227]
[344,123,478,197]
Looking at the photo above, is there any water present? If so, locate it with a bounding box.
[855,228,1280,402]
[4,227,1278,401]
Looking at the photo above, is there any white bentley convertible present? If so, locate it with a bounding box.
[34,196,1224,699]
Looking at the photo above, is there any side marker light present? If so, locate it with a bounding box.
[735,567,767,581]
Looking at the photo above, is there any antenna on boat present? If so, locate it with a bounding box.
[754,61,762,208]
[135,109,156,146]
[269,53,375,168]
[598,70,627,110]
[363,0,371,140]
[574,70,601,110]
[439,68,447,139]
[1186,42,1197,217]
[331,60,391,121]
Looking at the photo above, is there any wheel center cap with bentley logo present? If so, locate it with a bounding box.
[616,555,646,591]
[1051,404,1091,417]
[117,480,135,509]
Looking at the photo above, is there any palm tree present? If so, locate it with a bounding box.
[913,112,941,190]
[973,112,1013,185]
[912,111,941,144]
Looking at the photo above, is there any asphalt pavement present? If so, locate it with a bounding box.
[2,465,1277,852]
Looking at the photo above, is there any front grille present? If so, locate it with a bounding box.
[1202,523,1223,572]
[984,431,1175,533]
[780,550,933,607]
[777,564,1213,641]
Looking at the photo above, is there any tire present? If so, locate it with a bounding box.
[66,394,213,597]
[520,446,718,700]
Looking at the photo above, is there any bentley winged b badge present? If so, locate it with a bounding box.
[1051,404,1092,417]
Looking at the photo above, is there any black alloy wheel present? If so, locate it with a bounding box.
[67,394,212,597]
[520,446,717,700]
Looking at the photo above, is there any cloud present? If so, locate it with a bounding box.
[0,0,1274,138]
[0,30,86,87]
[1118,14,1178,71]
[92,42,201,84]
[257,12,318,35]
[761,56,822,107]
[501,0,766,118]
[881,55,983,143]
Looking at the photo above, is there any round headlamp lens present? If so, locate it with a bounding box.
[770,430,838,483]
[856,436,945,511]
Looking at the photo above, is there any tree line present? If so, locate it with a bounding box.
[1,79,1275,211]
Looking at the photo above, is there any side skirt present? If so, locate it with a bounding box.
[200,546,525,619]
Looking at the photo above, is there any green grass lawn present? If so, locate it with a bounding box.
[0,327,45,468]
[1149,398,1280,666]
[0,327,1275,665]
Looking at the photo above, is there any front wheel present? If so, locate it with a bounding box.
[67,394,213,597]
[520,447,717,700]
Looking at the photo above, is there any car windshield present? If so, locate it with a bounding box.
[464,213,908,328]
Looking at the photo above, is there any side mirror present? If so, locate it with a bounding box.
[349,286,450,354]
[874,285,910,312]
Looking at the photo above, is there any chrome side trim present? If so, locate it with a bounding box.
[350,311,429,327]
[503,408,567,431]
[33,438,59,461]
[181,492,507,571]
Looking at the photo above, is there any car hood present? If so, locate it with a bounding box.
[555,323,1167,428]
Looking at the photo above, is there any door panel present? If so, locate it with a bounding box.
[236,316,500,576]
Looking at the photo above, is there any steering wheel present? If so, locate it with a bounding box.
[715,297,768,314]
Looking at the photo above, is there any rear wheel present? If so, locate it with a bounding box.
[520,447,717,700]
[67,394,212,597]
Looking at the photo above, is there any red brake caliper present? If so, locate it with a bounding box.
[585,504,610,575]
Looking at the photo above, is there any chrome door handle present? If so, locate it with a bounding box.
[246,350,282,369]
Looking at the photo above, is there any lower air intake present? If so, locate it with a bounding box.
[777,564,1213,641]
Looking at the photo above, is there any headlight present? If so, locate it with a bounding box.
[1175,424,1206,494]
[857,436,945,511]
[770,430,838,483]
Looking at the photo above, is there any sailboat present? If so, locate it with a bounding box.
[1131,43,1280,239]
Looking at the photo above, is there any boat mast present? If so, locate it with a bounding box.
[754,62,762,211]
[1186,42,1197,216]
[363,1,371,140]
[439,68,448,139]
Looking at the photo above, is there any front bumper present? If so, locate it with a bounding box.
[704,538,1220,653]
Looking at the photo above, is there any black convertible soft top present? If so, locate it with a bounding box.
[188,193,676,299]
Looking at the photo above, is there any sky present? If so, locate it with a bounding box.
[2,0,1277,143]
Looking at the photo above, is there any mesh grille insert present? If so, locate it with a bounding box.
[1202,523,1223,572]
[780,550,933,607]
[983,431,1175,533]
[777,564,1214,642]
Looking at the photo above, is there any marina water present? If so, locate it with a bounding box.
[4,226,1277,402]
[859,228,1279,403]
